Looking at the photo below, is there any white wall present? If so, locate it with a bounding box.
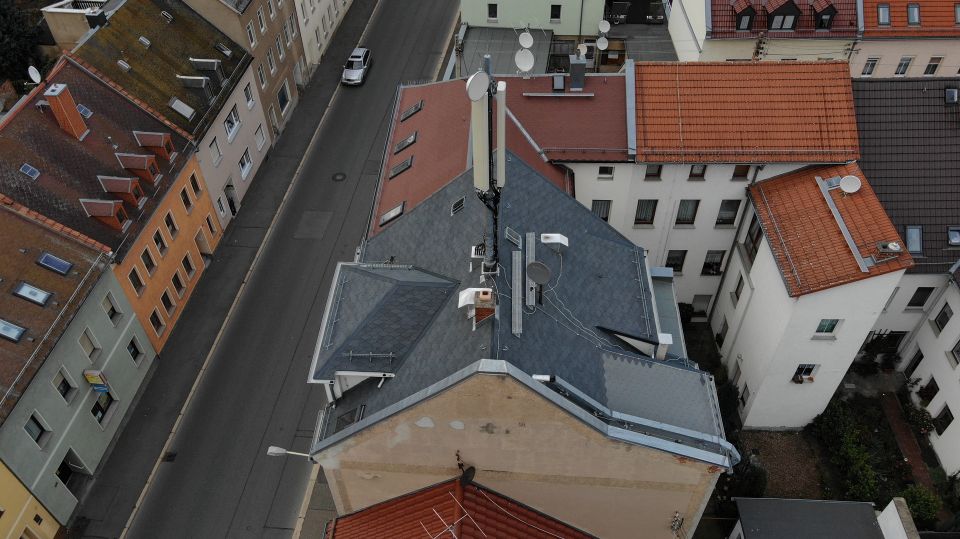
[295,0,351,68]
[461,0,605,36]
[872,273,948,345]
[668,0,707,61]
[851,40,960,78]
[698,37,854,62]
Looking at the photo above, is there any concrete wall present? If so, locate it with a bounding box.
[698,37,854,61]
[0,270,158,524]
[461,0,605,37]
[294,0,352,68]
[317,374,720,539]
[851,40,960,77]
[42,6,96,51]
[873,273,949,341]
[0,461,59,539]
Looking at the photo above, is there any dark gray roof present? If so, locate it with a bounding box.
[311,153,728,454]
[853,78,960,274]
[735,498,883,539]
[461,27,553,75]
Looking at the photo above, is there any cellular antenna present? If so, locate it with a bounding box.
[466,58,504,274]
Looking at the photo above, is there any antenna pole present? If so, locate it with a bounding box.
[479,55,500,274]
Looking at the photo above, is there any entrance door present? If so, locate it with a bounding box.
[691,294,712,319]
[225,184,239,216]
[195,229,214,267]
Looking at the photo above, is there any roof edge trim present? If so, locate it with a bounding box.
[624,59,637,157]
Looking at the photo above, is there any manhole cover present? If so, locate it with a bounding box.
[332,172,346,182]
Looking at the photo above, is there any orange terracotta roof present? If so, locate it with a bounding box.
[863,0,960,36]
[749,163,912,297]
[634,62,860,164]
[326,479,595,539]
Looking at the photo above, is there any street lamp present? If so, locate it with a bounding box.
[266,445,313,459]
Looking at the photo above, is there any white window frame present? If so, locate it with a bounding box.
[255,124,267,150]
[243,83,255,109]
[267,50,276,74]
[924,56,943,76]
[246,21,257,47]
[224,105,241,142]
[275,36,285,60]
[258,64,267,88]
[239,148,253,179]
[895,56,913,76]
[861,57,879,76]
[267,0,275,18]
[257,7,266,32]
[209,137,223,165]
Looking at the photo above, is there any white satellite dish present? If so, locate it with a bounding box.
[597,36,609,51]
[599,20,611,33]
[27,66,41,84]
[465,71,490,102]
[839,175,862,194]
[514,48,535,73]
[577,43,588,58]
[518,30,534,49]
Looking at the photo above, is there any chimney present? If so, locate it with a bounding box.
[44,83,89,141]
[473,289,495,326]
[568,55,586,92]
[655,333,673,360]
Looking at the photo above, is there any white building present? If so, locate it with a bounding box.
[294,0,351,71]
[710,163,910,429]
[460,0,604,37]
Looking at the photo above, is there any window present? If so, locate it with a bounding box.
[255,124,267,150]
[267,50,276,73]
[209,137,222,163]
[101,294,121,324]
[91,391,115,424]
[635,200,657,225]
[877,3,890,25]
[591,200,611,222]
[53,370,76,402]
[150,309,165,335]
[275,36,284,60]
[206,215,217,236]
[951,340,960,368]
[153,230,167,256]
[37,252,73,275]
[164,212,179,238]
[935,405,954,436]
[550,4,561,20]
[689,164,706,179]
[79,328,100,359]
[769,12,797,30]
[665,250,686,273]
[128,268,145,295]
[487,3,497,20]
[598,165,614,179]
[908,287,935,308]
[739,383,750,408]
[733,274,745,305]
[257,7,266,31]
[737,13,753,30]
[13,282,50,306]
[400,100,424,121]
[56,450,86,494]
[676,200,699,225]
[289,14,297,37]
[906,226,922,252]
[216,197,226,216]
[141,248,156,274]
[246,22,257,47]
[172,271,186,297]
[267,0,275,17]
[862,57,879,76]
[394,132,417,154]
[283,21,291,46]
[645,164,662,179]
[180,187,193,212]
[716,200,740,226]
[956,2,960,24]
[816,318,840,334]
[243,83,254,108]
[190,173,201,196]
[182,254,196,278]
[277,80,291,113]
[701,250,725,276]
[905,349,924,377]
[161,290,176,315]
[733,165,750,180]
[907,3,920,25]
[24,414,49,446]
[793,364,817,381]
[379,202,404,226]
[128,337,143,363]
[924,56,942,76]
[315,26,322,47]
[895,56,913,76]
[716,318,729,346]
[936,303,953,331]
[257,64,267,88]
[224,105,241,141]
[239,149,253,179]
[816,11,833,28]
[949,227,960,246]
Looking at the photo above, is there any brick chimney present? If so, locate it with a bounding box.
[44,83,89,141]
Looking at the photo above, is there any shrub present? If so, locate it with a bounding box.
[901,484,942,529]
[903,402,935,437]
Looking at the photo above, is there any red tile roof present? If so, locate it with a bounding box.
[634,61,860,164]
[749,162,912,296]
[731,0,754,12]
[710,0,858,37]
[326,479,595,539]
[862,0,960,36]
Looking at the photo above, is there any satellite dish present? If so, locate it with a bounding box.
[27,66,41,84]
[576,43,588,58]
[459,465,476,486]
[465,71,490,102]
[599,20,611,33]
[839,175,862,194]
[526,261,552,285]
[518,30,534,49]
[597,36,609,51]
[514,48,535,73]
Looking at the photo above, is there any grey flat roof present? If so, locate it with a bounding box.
[735,498,883,539]
[461,26,552,75]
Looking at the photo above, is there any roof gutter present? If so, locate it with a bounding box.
[624,59,637,159]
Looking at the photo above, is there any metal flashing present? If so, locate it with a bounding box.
[624,59,637,157]
[816,176,869,273]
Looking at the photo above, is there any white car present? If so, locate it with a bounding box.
[341,48,371,85]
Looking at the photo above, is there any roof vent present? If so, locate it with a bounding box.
[138,36,151,48]
[540,233,569,250]
[552,74,564,92]
[947,88,959,105]
[878,241,903,253]
[160,10,173,23]
[117,59,131,72]
[215,42,233,57]
[20,163,40,180]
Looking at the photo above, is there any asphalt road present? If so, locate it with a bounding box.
[73,1,459,538]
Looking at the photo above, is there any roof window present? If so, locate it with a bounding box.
[160,10,173,23]
[905,226,922,253]
[0,318,26,343]
[138,36,151,48]
[400,99,423,121]
[215,42,233,57]
[14,282,51,306]
[767,0,800,30]
[168,97,196,120]
[117,60,131,72]
[20,163,40,180]
[379,202,404,226]
[389,156,413,179]
[949,227,960,246]
[37,252,73,275]
[393,132,417,154]
[76,103,93,119]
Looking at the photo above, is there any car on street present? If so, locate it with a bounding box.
[341,48,371,85]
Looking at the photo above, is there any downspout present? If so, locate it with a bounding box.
[453,480,464,536]
[578,0,584,46]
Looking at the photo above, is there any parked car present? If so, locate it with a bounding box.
[644,1,665,24]
[341,48,371,85]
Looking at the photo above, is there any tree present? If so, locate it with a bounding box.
[0,0,39,84]
[901,484,942,530]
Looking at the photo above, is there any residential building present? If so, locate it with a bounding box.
[460,0,604,39]
[0,57,222,352]
[668,0,858,61]
[729,497,918,539]
[324,477,594,538]
[178,0,307,136]
[709,163,910,428]
[306,79,738,539]
[852,0,960,77]
[294,0,351,68]
[0,201,158,525]
[72,0,270,227]
[0,461,59,539]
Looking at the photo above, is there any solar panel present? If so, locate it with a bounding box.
[37,252,73,275]
[19,163,40,180]
[0,319,26,343]
[76,104,93,119]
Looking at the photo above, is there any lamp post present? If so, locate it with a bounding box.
[267,445,314,460]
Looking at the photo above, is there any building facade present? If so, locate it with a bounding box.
[460,0,604,38]
[0,461,59,539]
[851,0,960,77]
[294,0,351,69]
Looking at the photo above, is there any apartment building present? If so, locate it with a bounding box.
[0,58,222,352]
[852,0,960,77]
[709,163,910,428]
[460,0,604,38]
[0,201,158,527]
[294,0,351,67]
[71,0,270,228]
[180,0,306,136]
[0,460,59,539]
[668,0,859,61]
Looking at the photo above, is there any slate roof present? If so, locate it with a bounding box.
[634,61,860,163]
[326,479,595,539]
[862,0,960,36]
[710,0,859,38]
[735,498,883,539]
[0,59,191,259]
[853,78,960,274]
[749,162,912,296]
[0,205,107,425]
[74,0,250,138]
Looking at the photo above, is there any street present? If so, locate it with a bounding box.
[73,0,459,537]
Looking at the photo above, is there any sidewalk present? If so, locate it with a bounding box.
[880,392,934,491]
[68,1,378,537]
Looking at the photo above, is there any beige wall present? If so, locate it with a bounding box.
[0,461,59,537]
[42,9,94,51]
[851,39,960,77]
[316,374,720,539]
[699,37,854,61]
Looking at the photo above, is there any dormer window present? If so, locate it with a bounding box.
[738,12,754,29]
[117,153,162,184]
[133,131,176,161]
[766,0,800,30]
[80,199,131,231]
[812,0,836,28]
[732,0,756,30]
[98,176,146,208]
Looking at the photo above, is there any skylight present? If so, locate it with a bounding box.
[400,100,423,122]
[949,227,960,246]
[76,104,93,119]
[168,97,196,120]
[388,156,413,179]
[14,283,51,306]
[0,318,26,343]
[37,252,73,275]
[215,42,233,57]
[393,132,417,154]
[379,202,404,226]
[20,163,40,180]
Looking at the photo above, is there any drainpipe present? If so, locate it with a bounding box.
[578,0,584,46]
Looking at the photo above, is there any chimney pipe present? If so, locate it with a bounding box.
[569,55,586,92]
[44,83,89,141]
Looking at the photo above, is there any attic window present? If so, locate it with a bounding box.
[37,252,73,275]
[13,283,51,306]
[767,0,800,30]
[451,197,465,215]
[334,405,365,433]
[389,156,413,178]
[19,163,40,180]
[813,0,836,28]
[379,202,404,226]
[732,0,756,30]
[0,318,26,343]
[168,97,196,121]
[906,226,922,253]
[393,132,417,154]
[399,99,423,121]
[215,42,233,57]
[76,104,93,119]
